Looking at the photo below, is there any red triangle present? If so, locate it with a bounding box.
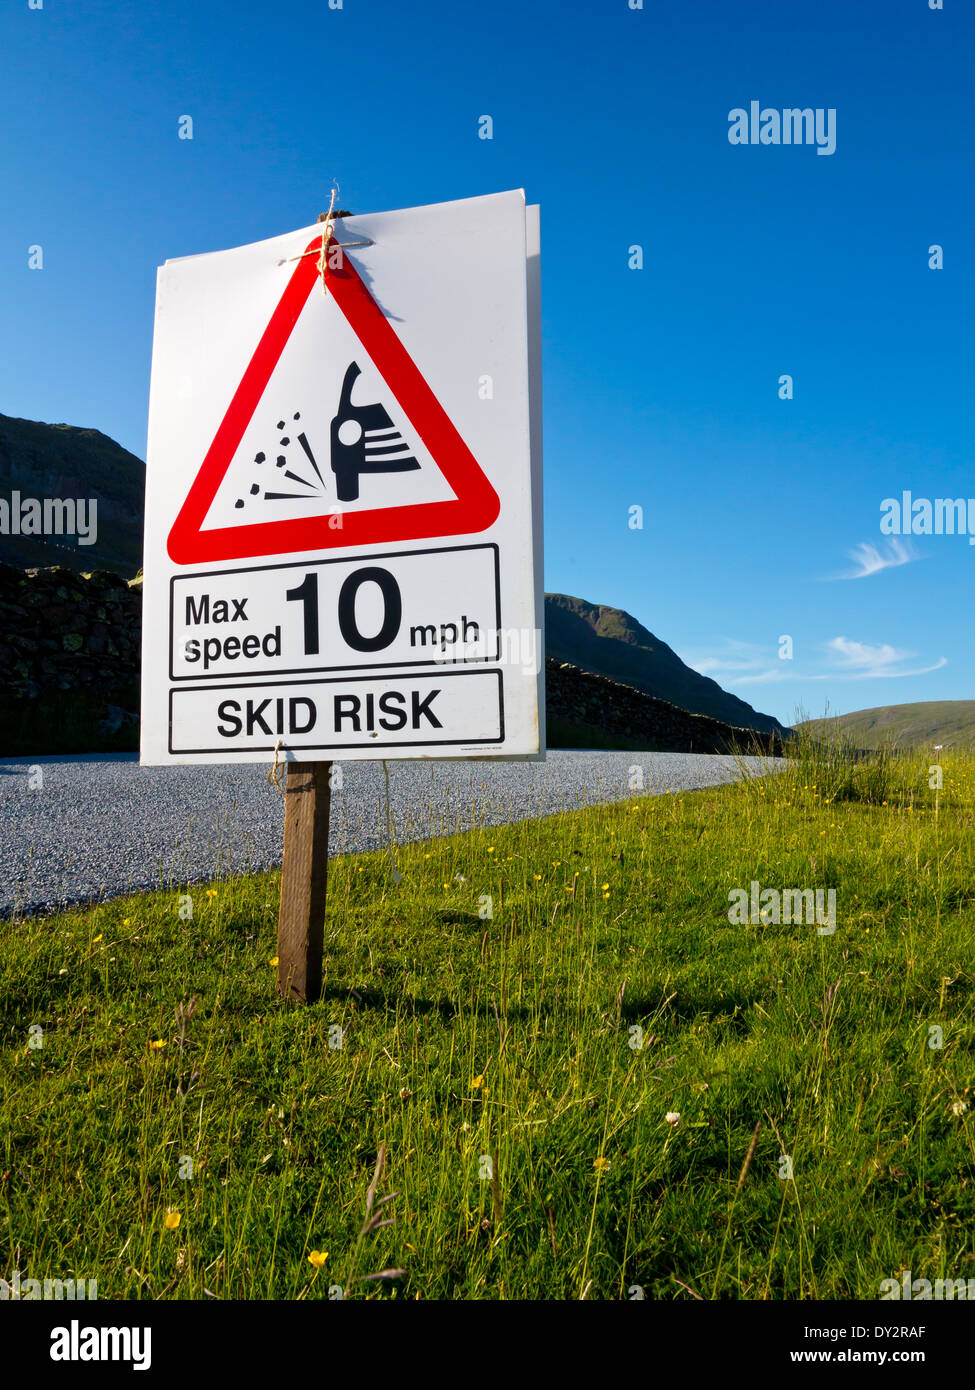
[167,234,501,565]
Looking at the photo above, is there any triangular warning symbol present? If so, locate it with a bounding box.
[167,234,500,565]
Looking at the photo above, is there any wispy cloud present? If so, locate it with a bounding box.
[827,635,912,671]
[690,639,766,676]
[834,538,918,580]
[689,634,946,687]
[823,635,946,679]
[728,667,804,686]
[728,635,946,685]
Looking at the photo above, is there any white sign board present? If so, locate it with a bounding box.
[141,191,543,763]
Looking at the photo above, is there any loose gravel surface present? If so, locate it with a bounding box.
[0,750,780,916]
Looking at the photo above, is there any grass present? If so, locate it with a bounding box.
[2,746,974,1300]
[785,717,898,805]
[802,700,975,750]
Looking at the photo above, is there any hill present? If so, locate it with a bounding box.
[545,593,785,735]
[802,702,975,749]
[0,412,144,577]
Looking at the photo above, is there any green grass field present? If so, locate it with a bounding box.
[2,741,974,1300]
[802,700,975,750]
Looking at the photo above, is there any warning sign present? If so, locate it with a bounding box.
[166,232,501,564]
[141,191,542,764]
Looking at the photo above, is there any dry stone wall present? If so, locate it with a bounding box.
[546,659,788,754]
[0,563,141,701]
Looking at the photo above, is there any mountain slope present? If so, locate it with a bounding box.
[802,702,975,749]
[544,593,786,735]
[0,413,144,577]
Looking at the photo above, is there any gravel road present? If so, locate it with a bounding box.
[0,750,777,916]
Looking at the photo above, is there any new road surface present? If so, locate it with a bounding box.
[0,750,778,916]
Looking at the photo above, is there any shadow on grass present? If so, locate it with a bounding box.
[320,981,535,1024]
[431,910,485,928]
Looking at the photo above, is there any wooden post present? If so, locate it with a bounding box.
[276,760,332,1003]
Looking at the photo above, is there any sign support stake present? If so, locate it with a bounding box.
[276,760,332,1003]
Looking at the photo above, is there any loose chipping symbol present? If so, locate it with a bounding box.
[330,362,420,502]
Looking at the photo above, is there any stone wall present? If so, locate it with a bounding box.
[0,563,141,703]
[546,659,788,754]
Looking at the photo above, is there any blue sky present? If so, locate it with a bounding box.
[1,0,971,725]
